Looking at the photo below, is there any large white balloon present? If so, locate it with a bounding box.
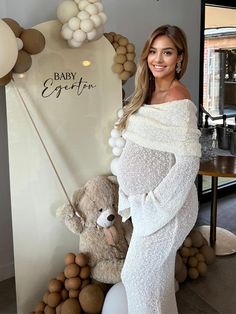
[0,19,18,78]
[102,282,128,314]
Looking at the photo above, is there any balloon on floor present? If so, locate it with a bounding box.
[102,281,128,314]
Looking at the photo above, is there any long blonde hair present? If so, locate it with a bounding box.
[116,25,188,131]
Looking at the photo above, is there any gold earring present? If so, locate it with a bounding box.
[176,60,182,74]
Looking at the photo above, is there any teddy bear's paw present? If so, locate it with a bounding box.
[91,260,124,284]
[64,215,84,234]
[56,204,74,219]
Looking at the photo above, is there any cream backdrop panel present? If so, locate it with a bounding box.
[6,20,122,313]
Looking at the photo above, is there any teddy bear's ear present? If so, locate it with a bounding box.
[72,187,85,207]
[108,175,118,186]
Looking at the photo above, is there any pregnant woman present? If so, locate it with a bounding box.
[116,25,201,314]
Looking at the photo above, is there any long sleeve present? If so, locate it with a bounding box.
[118,188,131,222]
[128,154,200,236]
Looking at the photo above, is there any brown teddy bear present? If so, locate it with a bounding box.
[57,175,133,284]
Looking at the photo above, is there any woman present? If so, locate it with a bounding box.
[116,25,201,313]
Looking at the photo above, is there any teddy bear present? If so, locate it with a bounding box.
[57,175,133,284]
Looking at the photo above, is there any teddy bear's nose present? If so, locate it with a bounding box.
[107,214,115,221]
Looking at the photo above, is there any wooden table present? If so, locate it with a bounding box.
[198,155,236,255]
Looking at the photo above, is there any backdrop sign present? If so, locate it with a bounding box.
[6,20,122,313]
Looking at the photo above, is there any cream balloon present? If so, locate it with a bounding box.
[57,1,79,24]
[73,29,87,42]
[0,19,18,78]
[90,14,102,28]
[85,3,99,15]
[80,19,94,33]
[86,28,97,41]
[95,2,103,12]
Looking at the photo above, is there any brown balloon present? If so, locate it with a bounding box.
[13,50,32,73]
[0,71,13,86]
[20,29,45,54]
[2,18,22,37]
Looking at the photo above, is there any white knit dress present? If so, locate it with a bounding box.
[116,100,201,314]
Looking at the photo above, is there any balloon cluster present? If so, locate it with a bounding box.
[108,109,126,176]
[57,0,107,48]
[104,32,136,83]
[0,18,45,86]
[175,228,216,284]
[30,252,109,314]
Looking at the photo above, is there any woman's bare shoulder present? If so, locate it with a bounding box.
[166,83,191,102]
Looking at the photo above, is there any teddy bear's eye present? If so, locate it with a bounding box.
[99,208,103,212]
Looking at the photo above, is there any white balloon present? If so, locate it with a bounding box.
[74,0,81,3]
[115,137,126,148]
[111,128,121,138]
[61,26,73,40]
[77,10,90,20]
[62,23,69,30]
[68,38,83,48]
[0,19,18,78]
[68,17,81,30]
[85,3,98,15]
[112,147,122,156]
[87,28,97,41]
[94,2,103,12]
[90,14,102,28]
[88,0,98,3]
[57,1,79,24]
[78,0,89,10]
[73,29,86,42]
[16,37,23,50]
[108,137,117,147]
[102,282,128,314]
[98,12,107,24]
[80,19,94,32]
[110,158,120,176]
[117,108,124,118]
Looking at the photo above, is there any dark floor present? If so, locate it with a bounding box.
[0,192,236,314]
[0,277,16,314]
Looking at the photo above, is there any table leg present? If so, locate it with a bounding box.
[197,174,203,201]
[198,175,236,255]
[210,176,218,247]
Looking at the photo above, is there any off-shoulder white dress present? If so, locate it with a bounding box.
[116,100,201,314]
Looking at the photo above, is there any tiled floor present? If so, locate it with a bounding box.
[1,192,236,314]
